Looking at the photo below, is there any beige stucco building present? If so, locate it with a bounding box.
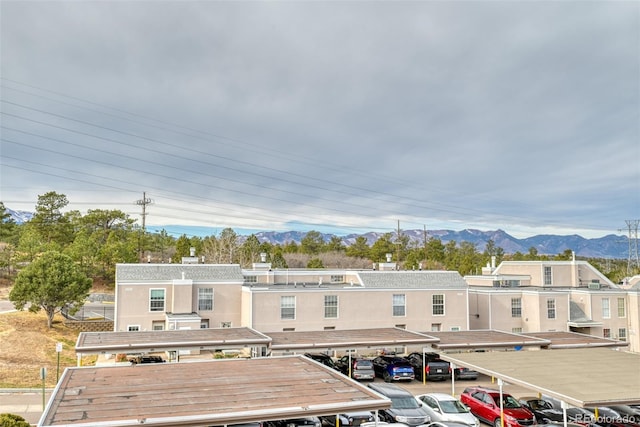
[114,256,640,353]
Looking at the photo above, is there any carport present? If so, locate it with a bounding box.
[39,355,391,427]
[440,347,640,422]
[74,327,272,365]
[267,327,439,353]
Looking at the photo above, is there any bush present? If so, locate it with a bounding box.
[0,413,31,427]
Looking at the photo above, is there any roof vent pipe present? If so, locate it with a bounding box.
[181,271,185,280]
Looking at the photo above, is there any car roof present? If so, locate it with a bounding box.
[419,393,459,401]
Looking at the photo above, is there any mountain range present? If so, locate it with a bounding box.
[5,208,629,259]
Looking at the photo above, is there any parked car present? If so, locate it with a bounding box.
[304,353,338,370]
[129,355,165,364]
[406,352,451,381]
[372,355,415,382]
[584,407,640,427]
[427,422,481,427]
[416,393,480,427]
[539,396,597,426]
[265,418,322,427]
[368,383,431,426]
[518,397,572,424]
[453,367,479,381]
[459,386,536,427]
[334,356,375,381]
[320,411,377,427]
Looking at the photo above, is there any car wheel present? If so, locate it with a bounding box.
[383,372,391,382]
[494,418,503,427]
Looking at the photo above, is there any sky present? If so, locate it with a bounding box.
[1,1,639,239]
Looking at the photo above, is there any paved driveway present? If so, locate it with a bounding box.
[0,299,17,313]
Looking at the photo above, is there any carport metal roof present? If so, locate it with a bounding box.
[440,347,640,407]
[267,327,439,351]
[39,355,391,427]
[75,327,272,354]
[425,330,551,350]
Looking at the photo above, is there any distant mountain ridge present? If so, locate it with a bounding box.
[252,229,627,259]
[6,208,627,259]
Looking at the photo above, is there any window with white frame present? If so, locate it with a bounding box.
[512,327,523,333]
[432,294,445,316]
[330,275,344,283]
[602,298,610,319]
[603,328,611,338]
[618,297,626,318]
[149,289,165,312]
[198,288,214,311]
[392,294,406,317]
[543,266,552,286]
[245,275,257,283]
[152,321,164,331]
[450,326,461,331]
[324,295,338,318]
[511,298,522,318]
[618,328,627,341]
[200,319,209,329]
[547,298,556,319]
[128,325,140,332]
[281,296,296,320]
[431,323,441,332]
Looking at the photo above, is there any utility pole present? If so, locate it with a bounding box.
[135,192,153,262]
[623,220,640,274]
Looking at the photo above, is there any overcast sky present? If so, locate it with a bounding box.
[1,1,638,239]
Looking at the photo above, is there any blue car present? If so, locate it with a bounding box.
[372,355,415,382]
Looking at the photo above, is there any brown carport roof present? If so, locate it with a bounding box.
[440,347,640,407]
[425,330,550,350]
[524,331,629,349]
[267,327,439,351]
[75,327,272,354]
[39,355,391,427]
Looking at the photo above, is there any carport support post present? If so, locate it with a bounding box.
[498,378,505,427]
[450,363,456,396]
[561,400,569,427]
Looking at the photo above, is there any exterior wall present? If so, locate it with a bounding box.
[468,289,569,333]
[627,292,640,353]
[569,289,631,340]
[493,261,613,288]
[114,282,243,332]
[247,288,468,333]
[245,269,363,286]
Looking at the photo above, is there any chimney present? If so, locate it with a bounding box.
[491,256,496,270]
[386,253,392,262]
[190,247,195,257]
[260,252,267,262]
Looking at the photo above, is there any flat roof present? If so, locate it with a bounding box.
[39,355,391,427]
[267,327,439,351]
[425,330,551,350]
[75,327,272,354]
[525,331,629,349]
[440,347,640,407]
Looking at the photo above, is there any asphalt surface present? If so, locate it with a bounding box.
[0,375,536,426]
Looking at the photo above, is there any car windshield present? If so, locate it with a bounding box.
[355,360,372,368]
[497,396,521,409]
[391,397,421,409]
[440,400,470,414]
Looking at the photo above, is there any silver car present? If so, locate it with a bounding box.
[416,393,480,427]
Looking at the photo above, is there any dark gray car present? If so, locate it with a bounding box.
[368,383,431,426]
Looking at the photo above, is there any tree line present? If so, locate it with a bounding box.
[0,191,632,287]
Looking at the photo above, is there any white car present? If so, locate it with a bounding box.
[416,393,480,427]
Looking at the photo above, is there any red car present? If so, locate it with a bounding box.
[460,386,536,427]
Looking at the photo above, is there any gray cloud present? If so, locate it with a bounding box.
[1,0,638,238]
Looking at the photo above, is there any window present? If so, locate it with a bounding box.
[603,328,611,338]
[281,296,296,320]
[392,294,406,316]
[511,298,522,318]
[330,275,344,283]
[547,298,556,319]
[283,327,295,332]
[618,297,626,318]
[152,321,164,331]
[200,319,209,329]
[512,327,523,333]
[431,323,441,332]
[149,289,165,312]
[198,288,214,311]
[221,321,232,328]
[618,328,627,341]
[544,266,552,286]
[324,326,335,331]
[395,324,406,330]
[324,295,338,318]
[450,326,460,331]
[602,298,610,319]
[432,294,445,316]
[245,275,257,283]
[127,325,140,332]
